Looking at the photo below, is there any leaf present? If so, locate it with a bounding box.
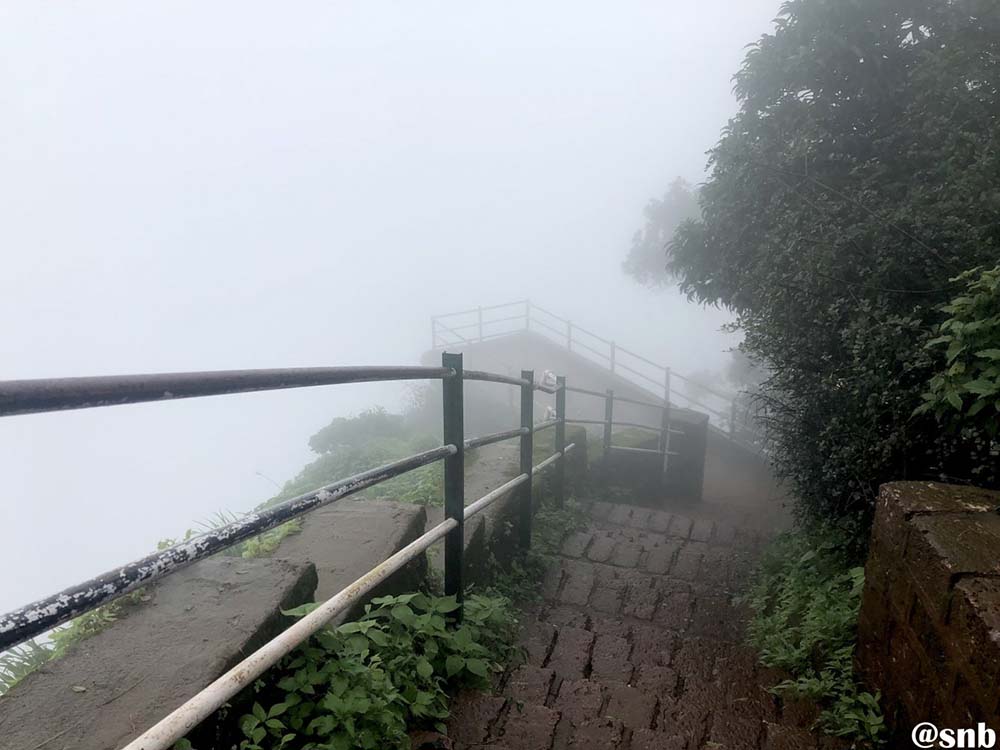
[434,597,462,613]
[416,658,434,680]
[465,659,489,677]
[968,399,988,416]
[963,379,998,396]
[975,349,1000,360]
[282,602,322,618]
[445,655,465,676]
[945,390,963,411]
[390,604,416,625]
[252,702,267,721]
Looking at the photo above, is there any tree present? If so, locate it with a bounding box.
[667,0,1000,532]
[623,178,699,286]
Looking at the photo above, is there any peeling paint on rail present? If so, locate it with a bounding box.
[0,445,456,651]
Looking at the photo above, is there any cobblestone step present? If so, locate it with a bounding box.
[444,500,842,750]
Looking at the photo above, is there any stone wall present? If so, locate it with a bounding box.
[857,481,1000,739]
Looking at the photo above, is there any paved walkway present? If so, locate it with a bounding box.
[445,499,841,750]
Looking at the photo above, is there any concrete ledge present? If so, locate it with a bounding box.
[0,556,317,750]
[275,498,427,622]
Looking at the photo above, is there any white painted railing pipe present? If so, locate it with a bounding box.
[464,473,529,520]
[120,517,458,750]
[121,442,575,750]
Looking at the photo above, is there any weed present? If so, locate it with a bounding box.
[744,529,885,746]
[221,592,517,750]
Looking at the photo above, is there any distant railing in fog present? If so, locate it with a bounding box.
[430,299,756,442]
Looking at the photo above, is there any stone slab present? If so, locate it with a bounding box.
[275,498,426,620]
[0,556,317,750]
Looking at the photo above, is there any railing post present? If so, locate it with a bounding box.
[566,321,573,351]
[477,306,484,342]
[603,388,614,462]
[519,370,534,548]
[442,352,465,619]
[610,341,616,374]
[555,375,567,508]
[660,368,672,488]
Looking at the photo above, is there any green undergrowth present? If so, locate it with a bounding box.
[179,592,518,750]
[744,529,885,747]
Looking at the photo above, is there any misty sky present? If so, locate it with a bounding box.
[0,2,778,613]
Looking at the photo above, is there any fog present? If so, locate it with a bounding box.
[0,2,776,613]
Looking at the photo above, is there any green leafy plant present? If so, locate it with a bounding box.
[918,265,1000,427]
[745,530,885,746]
[230,592,517,750]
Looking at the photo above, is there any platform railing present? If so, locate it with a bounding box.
[0,354,575,750]
[429,300,751,439]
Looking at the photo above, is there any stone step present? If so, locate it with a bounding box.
[446,689,838,750]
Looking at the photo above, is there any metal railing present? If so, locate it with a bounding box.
[0,354,576,750]
[430,299,750,438]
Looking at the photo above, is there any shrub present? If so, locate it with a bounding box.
[229,592,517,750]
[660,0,1000,536]
[916,264,1000,485]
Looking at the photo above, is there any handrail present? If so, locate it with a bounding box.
[0,354,578,653]
[121,439,577,750]
[0,367,454,418]
[532,418,559,433]
[464,426,527,450]
[565,384,606,399]
[464,369,530,388]
[0,445,456,650]
[429,300,753,440]
[614,345,666,371]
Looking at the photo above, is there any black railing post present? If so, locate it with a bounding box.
[603,388,614,461]
[442,352,465,618]
[519,370,534,548]
[555,375,566,508]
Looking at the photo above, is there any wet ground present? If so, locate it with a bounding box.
[444,498,843,750]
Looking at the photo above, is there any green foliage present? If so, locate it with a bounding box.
[230,592,517,750]
[745,530,884,746]
[267,407,449,509]
[623,177,700,286]
[308,408,410,455]
[918,265,1000,444]
[664,0,1000,533]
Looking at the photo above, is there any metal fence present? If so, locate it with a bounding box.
[429,299,751,439]
[0,354,576,750]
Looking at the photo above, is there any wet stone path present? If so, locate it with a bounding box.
[445,500,842,750]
